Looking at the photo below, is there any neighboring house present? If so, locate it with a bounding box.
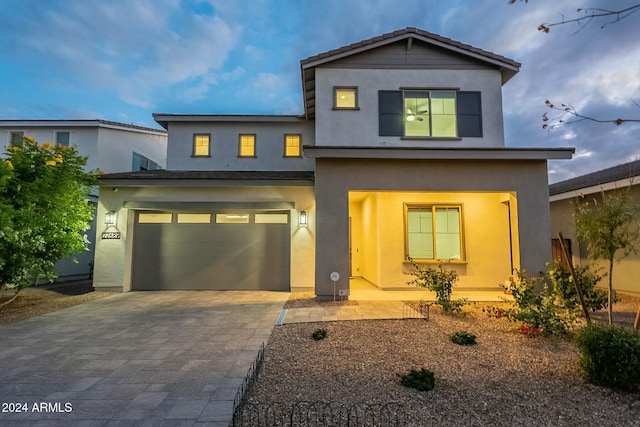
[550,159,640,296]
[0,119,167,280]
[94,27,573,298]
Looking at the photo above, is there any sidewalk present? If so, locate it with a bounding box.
[280,277,507,324]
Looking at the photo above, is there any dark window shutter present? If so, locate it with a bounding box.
[457,91,482,137]
[378,90,403,136]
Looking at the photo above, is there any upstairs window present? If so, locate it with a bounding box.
[334,87,358,109]
[56,131,70,146]
[379,90,482,138]
[10,131,24,146]
[284,134,301,157]
[193,134,211,157]
[404,91,456,137]
[238,134,256,157]
[406,205,463,261]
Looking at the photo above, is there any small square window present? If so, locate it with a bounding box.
[193,134,210,157]
[334,87,358,109]
[238,134,256,157]
[56,131,70,146]
[284,134,301,157]
[10,131,24,146]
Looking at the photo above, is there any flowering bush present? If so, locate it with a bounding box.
[484,269,579,337]
[520,324,541,338]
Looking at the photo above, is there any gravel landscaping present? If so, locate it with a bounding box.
[0,282,112,325]
[246,296,640,426]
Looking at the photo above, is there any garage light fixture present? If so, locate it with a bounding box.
[299,210,308,226]
[104,211,117,225]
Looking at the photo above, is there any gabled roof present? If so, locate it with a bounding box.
[300,27,521,119]
[550,159,640,198]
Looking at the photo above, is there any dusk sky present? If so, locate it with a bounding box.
[1,0,638,183]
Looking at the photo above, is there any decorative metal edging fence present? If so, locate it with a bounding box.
[231,401,411,427]
[402,299,431,320]
[232,342,266,414]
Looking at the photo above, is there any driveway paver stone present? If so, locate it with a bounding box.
[0,290,288,427]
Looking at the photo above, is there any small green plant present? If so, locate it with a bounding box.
[449,331,477,346]
[547,260,610,312]
[399,368,435,391]
[311,328,327,341]
[574,324,640,392]
[406,259,467,313]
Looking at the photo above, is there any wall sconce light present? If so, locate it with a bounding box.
[299,210,308,226]
[104,211,117,225]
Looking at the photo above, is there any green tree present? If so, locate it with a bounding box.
[575,189,640,324]
[0,136,98,304]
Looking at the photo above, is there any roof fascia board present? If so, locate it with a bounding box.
[100,179,314,187]
[550,177,639,202]
[303,147,574,160]
[153,114,307,123]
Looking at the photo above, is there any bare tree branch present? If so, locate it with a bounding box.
[542,100,640,130]
[509,1,640,33]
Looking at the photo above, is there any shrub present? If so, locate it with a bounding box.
[450,331,477,346]
[400,368,435,391]
[311,328,327,341]
[547,260,610,312]
[574,324,640,392]
[406,259,467,313]
[485,269,579,336]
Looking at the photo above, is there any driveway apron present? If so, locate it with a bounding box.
[0,290,288,426]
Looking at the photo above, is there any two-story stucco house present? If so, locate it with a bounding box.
[0,119,167,280]
[94,28,573,298]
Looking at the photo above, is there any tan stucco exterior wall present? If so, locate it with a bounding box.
[93,184,315,291]
[550,185,640,296]
[315,158,552,298]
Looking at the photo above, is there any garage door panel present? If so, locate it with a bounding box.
[132,211,290,291]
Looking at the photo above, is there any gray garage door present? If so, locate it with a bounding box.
[131,211,290,291]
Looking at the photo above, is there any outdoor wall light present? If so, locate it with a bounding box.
[299,210,308,226]
[104,211,117,225]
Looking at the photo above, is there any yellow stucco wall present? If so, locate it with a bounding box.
[349,191,516,290]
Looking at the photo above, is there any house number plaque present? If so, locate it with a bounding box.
[101,231,121,239]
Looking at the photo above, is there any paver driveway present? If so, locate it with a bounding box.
[0,290,288,426]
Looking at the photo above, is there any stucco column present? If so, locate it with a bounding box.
[314,160,351,300]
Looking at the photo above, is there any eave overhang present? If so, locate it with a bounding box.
[153,114,308,129]
[302,146,574,160]
[99,170,315,188]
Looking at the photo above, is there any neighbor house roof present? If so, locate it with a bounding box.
[0,119,166,135]
[549,159,640,201]
[300,27,521,119]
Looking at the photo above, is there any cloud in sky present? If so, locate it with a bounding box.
[0,0,639,182]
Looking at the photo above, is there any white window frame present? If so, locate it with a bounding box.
[404,204,464,261]
[403,90,457,138]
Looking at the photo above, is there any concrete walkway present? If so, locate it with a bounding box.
[0,291,288,427]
